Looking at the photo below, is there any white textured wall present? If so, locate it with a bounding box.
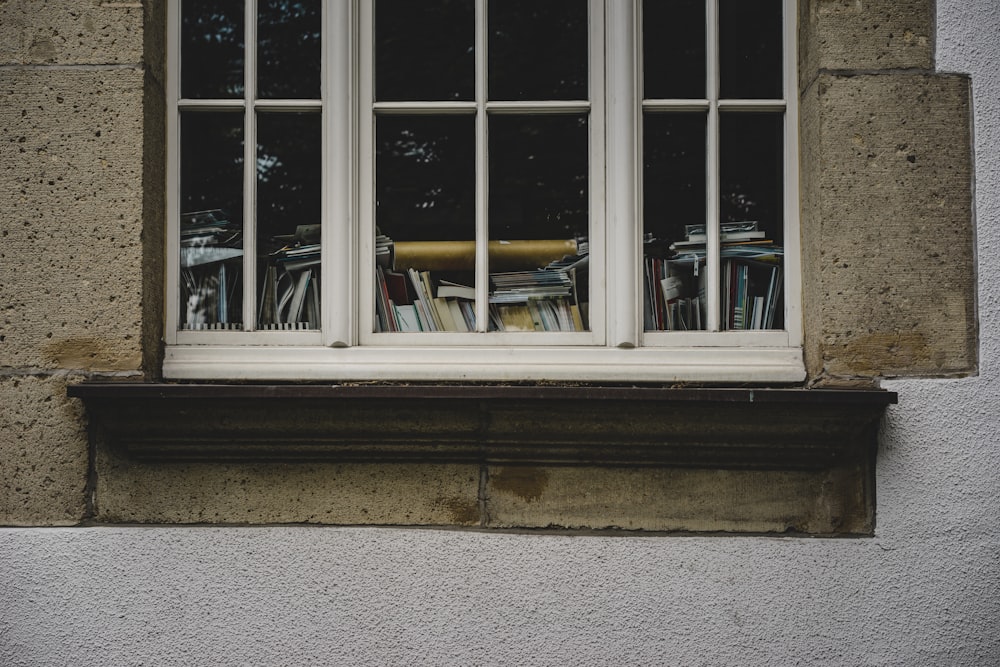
[2,1,999,664]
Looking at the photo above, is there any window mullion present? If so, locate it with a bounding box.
[474,0,488,332]
[325,0,353,346]
[705,0,721,332]
[242,0,259,331]
[606,0,639,348]
[165,0,181,344]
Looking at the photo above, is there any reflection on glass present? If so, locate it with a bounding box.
[719,0,782,99]
[181,0,244,99]
[718,112,784,330]
[258,0,321,99]
[643,114,706,245]
[375,0,474,102]
[256,113,322,330]
[179,111,244,330]
[720,113,783,229]
[643,0,705,100]
[374,116,476,333]
[488,115,590,333]
[489,115,588,241]
[643,113,706,331]
[489,0,588,101]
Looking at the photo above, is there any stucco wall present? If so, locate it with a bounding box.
[2,1,999,665]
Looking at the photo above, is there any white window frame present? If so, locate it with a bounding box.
[163,0,804,382]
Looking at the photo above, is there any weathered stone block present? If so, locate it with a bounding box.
[0,0,144,66]
[799,0,934,91]
[0,376,88,525]
[800,72,976,379]
[485,465,870,534]
[0,69,146,372]
[94,446,482,525]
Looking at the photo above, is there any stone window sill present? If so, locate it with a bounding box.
[68,383,896,468]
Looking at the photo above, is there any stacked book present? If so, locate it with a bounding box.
[179,209,243,330]
[374,232,588,333]
[488,265,584,332]
[258,226,321,330]
[643,222,784,331]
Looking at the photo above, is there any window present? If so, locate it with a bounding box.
[164,0,802,382]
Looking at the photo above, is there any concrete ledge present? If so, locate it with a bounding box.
[69,383,895,468]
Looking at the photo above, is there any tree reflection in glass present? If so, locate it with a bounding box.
[181,0,244,99]
[258,0,321,99]
[179,112,244,330]
[489,0,588,101]
[376,0,475,102]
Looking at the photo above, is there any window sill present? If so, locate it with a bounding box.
[69,382,895,467]
[162,344,806,383]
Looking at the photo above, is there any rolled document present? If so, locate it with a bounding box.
[393,239,577,271]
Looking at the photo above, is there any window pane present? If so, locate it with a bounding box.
[489,115,588,241]
[718,0,782,99]
[720,113,783,232]
[375,0,475,102]
[374,116,476,333]
[181,0,244,99]
[643,113,707,331]
[256,113,322,330]
[488,115,589,332]
[179,111,244,330]
[643,0,705,99]
[257,0,321,99]
[719,112,784,330]
[489,0,588,101]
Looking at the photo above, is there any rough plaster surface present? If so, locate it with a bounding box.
[0,526,996,666]
[0,68,146,372]
[1,1,999,665]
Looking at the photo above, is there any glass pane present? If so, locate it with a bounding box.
[643,0,705,99]
[256,113,322,330]
[374,116,476,332]
[488,115,589,332]
[489,0,588,101]
[719,0,783,99]
[181,0,245,99]
[257,0,321,99]
[719,112,784,330]
[179,111,244,330]
[643,113,707,331]
[375,0,475,102]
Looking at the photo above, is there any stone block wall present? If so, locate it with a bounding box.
[0,0,976,528]
[0,0,157,525]
[798,0,976,381]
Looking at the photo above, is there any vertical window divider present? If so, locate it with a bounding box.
[358,0,375,345]
[588,0,607,346]
[242,0,259,331]
[165,0,180,344]
[606,0,639,348]
[780,0,802,346]
[474,0,489,332]
[326,0,353,346]
[705,0,721,332]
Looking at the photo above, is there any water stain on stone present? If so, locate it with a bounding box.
[436,496,479,525]
[490,467,550,503]
[43,336,140,371]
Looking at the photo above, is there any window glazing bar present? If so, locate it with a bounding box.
[242,0,259,330]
